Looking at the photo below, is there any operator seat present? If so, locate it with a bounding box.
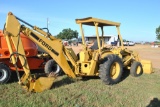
[89,40,102,50]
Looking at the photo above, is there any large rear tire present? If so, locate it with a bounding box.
[44,59,63,75]
[99,54,123,85]
[0,63,11,84]
[130,61,143,77]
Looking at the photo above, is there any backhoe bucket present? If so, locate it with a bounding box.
[22,73,56,93]
[141,60,153,74]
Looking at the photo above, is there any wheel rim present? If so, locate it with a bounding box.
[136,66,141,74]
[110,62,120,79]
[0,69,7,81]
[52,64,60,74]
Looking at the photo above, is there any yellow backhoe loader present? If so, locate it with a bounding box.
[3,12,153,92]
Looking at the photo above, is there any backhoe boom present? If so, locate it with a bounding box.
[4,12,76,92]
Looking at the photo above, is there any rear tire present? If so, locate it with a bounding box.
[44,59,63,75]
[0,63,11,84]
[130,61,143,77]
[99,54,123,85]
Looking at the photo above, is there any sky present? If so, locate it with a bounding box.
[0,0,160,42]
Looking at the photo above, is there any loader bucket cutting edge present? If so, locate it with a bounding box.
[22,76,56,93]
[140,60,153,74]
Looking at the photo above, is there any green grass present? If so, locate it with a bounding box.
[0,69,160,107]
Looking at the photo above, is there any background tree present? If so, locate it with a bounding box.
[156,26,160,41]
[56,28,79,40]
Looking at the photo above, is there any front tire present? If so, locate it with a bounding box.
[44,59,63,75]
[130,61,143,77]
[99,54,123,85]
[0,63,11,84]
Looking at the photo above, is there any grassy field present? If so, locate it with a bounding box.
[0,68,160,107]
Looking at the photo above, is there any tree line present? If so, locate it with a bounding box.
[156,26,160,41]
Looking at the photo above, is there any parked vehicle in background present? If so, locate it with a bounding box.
[78,38,82,43]
[62,38,78,46]
[123,41,135,46]
[62,39,69,46]
[128,41,135,46]
[111,41,117,46]
[69,38,78,46]
[123,40,128,46]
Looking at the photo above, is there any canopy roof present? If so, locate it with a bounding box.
[75,17,120,27]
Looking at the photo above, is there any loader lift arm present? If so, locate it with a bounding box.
[4,12,76,92]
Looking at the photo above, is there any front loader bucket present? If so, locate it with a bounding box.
[21,73,56,93]
[141,60,153,74]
